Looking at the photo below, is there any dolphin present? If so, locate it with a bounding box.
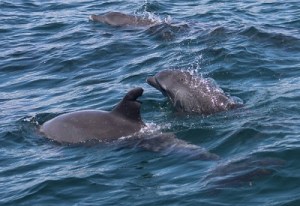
[89,12,157,27]
[39,87,218,160]
[122,132,219,160]
[147,70,243,115]
[204,157,285,190]
[40,88,145,144]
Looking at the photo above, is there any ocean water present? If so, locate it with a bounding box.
[1,0,300,205]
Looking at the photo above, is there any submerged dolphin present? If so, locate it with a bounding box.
[89,12,157,27]
[40,88,145,143]
[204,156,285,190]
[124,132,219,160]
[147,70,243,115]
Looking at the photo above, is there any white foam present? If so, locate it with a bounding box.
[23,116,39,126]
[88,15,94,21]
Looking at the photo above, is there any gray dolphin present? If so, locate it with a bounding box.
[123,132,219,160]
[40,88,145,143]
[147,70,243,115]
[204,157,285,190]
[39,87,218,160]
[89,12,157,27]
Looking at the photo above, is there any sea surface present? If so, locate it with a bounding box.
[1,0,300,205]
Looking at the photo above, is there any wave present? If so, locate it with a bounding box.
[2,176,97,205]
[146,23,189,40]
[240,26,300,50]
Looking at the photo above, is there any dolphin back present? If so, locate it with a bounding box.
[89,12,156,27]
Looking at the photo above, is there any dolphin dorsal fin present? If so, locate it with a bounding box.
[112,88,144,122]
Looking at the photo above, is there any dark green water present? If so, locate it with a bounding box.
[1,1,300,205]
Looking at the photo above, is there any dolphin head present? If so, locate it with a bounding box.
[148,69,192,86]
[147,70,243,114]
[147,69,193,101]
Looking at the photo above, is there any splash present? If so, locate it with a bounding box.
[22,116,39,126]
[139,122,172,135]
[140,11,163,24]
[118,122,171,141]
[186,54,204,75]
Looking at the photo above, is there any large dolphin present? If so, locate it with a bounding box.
[89,12,157,27]
[39,87,218,160]
[40,88,145,143]
[147,70,243,115]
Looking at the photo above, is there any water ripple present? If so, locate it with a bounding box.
[1,0,300,205]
